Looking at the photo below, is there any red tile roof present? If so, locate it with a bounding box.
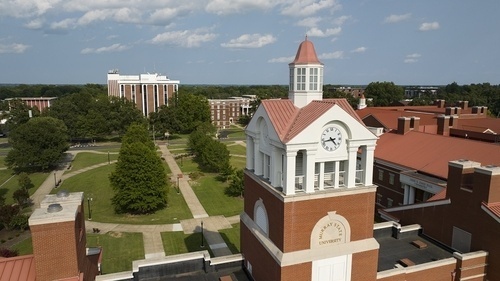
[483,202,500,219]
[375,131,500,179]
[262,99,362,143]
[357,108,438,130]
[456,118,500,134]
[0,255,36,281]
[290,36,322,65]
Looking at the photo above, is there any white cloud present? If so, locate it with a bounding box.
[225,59,250,63]
[384,13,411,23]
[351,47,366,53]
[206,0,277,15]
[25,18,45,29]
[297,17,322,27]
[281,0,341,17]
[150,29,218,48]
[0,0,61,18]
[404,53,421,63]
[50,18,77,30]
[221,34,276,48]
[307,27,341,37]
[319,51,343,59]
[81,43,129,54]
[419,21,439,31]
[268,56,295,63]
[333,15,350,25]
[0,43,30,54]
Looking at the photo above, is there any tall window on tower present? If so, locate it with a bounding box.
[297,68,306,90]
[289,68,294,91]
[310,68,318,90]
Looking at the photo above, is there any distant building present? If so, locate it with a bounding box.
[5,97,57,112]
[209,95,254,129]
[404,86,438,99]
[335,86,365,98]
[107,70,179,117]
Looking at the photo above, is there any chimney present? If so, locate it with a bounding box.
[474,165,500,204]
[410,116,420,131]
[437,115,450,136]
[458,101,469,110]
[447,160,481,200]
[397,117,411,135]
[435,99,445,108]
[471,106,487,115]
[449,115,459,128]
[29,192,95,281]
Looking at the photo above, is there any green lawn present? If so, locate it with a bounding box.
[191,175,243,217]
[55,164,192,224]
[87,232,144,274]
[0,156,6,168]
[12,236,33,255]
[176,157,199,174]
[227,144,246,156]
[0,170,49,205]
[219,223,240,254]
[161,231,213,257]
[67,152,119,172]
[230,156,246,170]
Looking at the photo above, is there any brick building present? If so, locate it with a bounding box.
[209,96,253,129]
[107,70,179,117]
[5,97,57,112]
[0,191,101,281]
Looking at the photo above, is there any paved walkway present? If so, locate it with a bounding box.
[7,143,239,259]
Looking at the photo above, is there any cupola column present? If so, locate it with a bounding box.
[346,145,359,188]
[305,150,317,193]
[254,139,263,176]
[246,135,255,171]
[361,145,376,186]
[284,151,297,195]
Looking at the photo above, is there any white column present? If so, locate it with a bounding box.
[284,151,297,195]
[318,162,325,190]
[346,145,359,188]
[408,186,416,204]
[246,136,254,170]
[270,147,279,187]
[305,150,317,193]
[403,184,410,205]
[362,145,376,186]
[334,162,340,189]
[254,139,263,176]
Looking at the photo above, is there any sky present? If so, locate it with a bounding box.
[1,0,499,86]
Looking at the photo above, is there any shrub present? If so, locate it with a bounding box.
[0,248,18,257]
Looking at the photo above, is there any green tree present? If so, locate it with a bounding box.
[225,169,244,197]
[364,81,404,106]
[2,99,40,133]
[13,188,30,207]
[0,205,19,230]
[110,125,167,214]
[188,129,231,173]
[121,123,155,151]
[6,117,69,171]
[18,172,34,191]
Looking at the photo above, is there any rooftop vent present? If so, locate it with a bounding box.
[56,190,69,198]
[47,203,63,213]
[485,165,498,168]
[458,159,469,162]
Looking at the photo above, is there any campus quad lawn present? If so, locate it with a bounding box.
[54,164,192,224]
[0,170,48,205]
[191,175,243,217]
[12,237,33,255]
[66,152,119,172]
[87,232,144,274]
[161,231,213,257]
[219,223,240,254]
[227,144,246,156]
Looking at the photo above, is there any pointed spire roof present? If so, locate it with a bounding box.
[290,35,323,65]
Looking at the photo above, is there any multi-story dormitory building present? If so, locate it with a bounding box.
[107,70,179,117]
[209,96,254,129]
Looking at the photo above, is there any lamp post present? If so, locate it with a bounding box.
[87,197,93,220]
[165,132,170,146]
[201,221,204,248]
[54,172,57,188]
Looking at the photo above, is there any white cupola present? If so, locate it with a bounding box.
[288,36,324,108]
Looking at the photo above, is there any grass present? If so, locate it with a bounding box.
[219,223,241,254]
[161,231,213,257]
[0,156,6,168]
[0,170,49,205]
[87,232,144,274]
[67,152,119,172]
[191,175,243,217]
[176,156,199,174]
[230,156,246,170]
[55,164,192,224]
[227,144,246,156]
[12,236,33,255]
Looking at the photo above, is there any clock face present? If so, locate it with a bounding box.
[321,126,342,151]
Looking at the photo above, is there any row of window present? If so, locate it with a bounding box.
[378,169,395,185]
[376,194,394,208]
[289,67,323,91]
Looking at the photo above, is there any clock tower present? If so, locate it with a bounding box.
[241,38,379,281]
